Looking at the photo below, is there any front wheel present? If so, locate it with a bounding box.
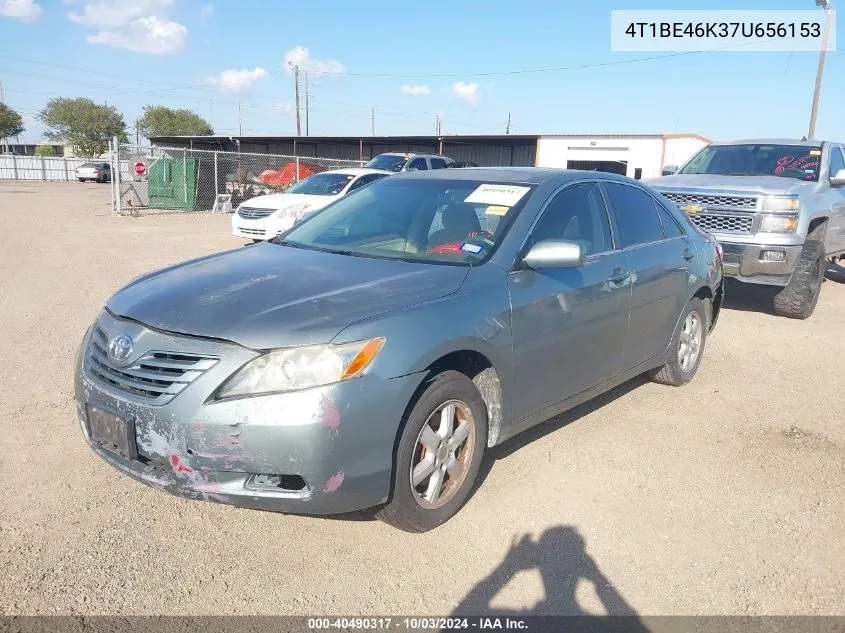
[376,370,487,532]
[649,297,708,387]
[772,240,824,319]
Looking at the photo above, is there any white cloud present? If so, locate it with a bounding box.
[199,3,213,20]
[212,68,268,92]
[0,0,43,21]
[284,46,345,76]
[452,81,480,105]
[400,84,430,96]
[69,0,171,27]
[87,15,187,55]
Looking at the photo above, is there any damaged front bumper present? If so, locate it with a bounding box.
[74,311,424,515]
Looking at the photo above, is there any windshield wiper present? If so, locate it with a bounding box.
[728,172,756,176]
[276,239,305,249]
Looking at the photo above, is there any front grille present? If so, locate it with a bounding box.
[689,213,754,235]
[238,207,274,219]
[87,326,218,405]
[661,192,758,210]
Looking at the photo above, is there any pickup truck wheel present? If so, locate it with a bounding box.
[376,370,487,533]
[649,297,708,387]
[772,240,824,320]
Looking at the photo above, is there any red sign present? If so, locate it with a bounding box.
[133,161,146,176]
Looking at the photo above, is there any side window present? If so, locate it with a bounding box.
[829,146,845,178]
[603,182,665,247]
[529,183,613,257]
[655,201,685,238]
[348,174,378,192]
[430,158,447,169]
[407,158,428,171]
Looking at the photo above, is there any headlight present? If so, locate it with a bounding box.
[759,214,799,233]
[216,338,385,399]
[762,196,800,212]
[274,203,311,219]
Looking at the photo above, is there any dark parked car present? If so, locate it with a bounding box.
[74,168,723,532]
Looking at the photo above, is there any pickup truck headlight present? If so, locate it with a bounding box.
[759,214,799,233]
[762,196,800,212]
[216,338,385,399]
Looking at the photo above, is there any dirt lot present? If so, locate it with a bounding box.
[0,181,843,616]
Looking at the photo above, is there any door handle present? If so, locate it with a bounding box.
[609,268,630,284]
[682,248,695,261]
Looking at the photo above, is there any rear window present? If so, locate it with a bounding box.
[81,162,100,168]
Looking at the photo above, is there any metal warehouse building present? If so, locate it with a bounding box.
[150,132,709,179]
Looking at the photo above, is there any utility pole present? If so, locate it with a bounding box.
[0,80,6,155]
[305,71,309,136]
[135,119,140,146]
[808,1,833,139]
[238,100,243,136]
[506,112,511,135]
[371,106,375,136]
[210,97,214,130]
[291,63,301,136]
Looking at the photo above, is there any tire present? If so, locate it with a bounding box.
[649,297,708,387]
[772,239,824,320]
[376,370,487,532]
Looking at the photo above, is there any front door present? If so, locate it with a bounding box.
[508,182,632,421]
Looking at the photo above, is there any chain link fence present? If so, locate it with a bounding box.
[111,142,364,216]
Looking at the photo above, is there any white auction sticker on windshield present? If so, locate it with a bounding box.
[464,184,531,208]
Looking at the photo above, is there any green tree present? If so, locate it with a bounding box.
[136,105,213,139]
[38,97,127,157]
[0,102,25,141]
[34,144,56,157]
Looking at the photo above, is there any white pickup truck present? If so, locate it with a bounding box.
[649,138,845,319]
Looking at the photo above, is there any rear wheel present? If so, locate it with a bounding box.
[376,370,487,532]
[772,239,824,319]
[649,297,708,387]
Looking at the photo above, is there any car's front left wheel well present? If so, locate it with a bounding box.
[427,350,502,447]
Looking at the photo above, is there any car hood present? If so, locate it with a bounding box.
[646,174,815,196]
[106,243,469,350]
[241,192,338,210]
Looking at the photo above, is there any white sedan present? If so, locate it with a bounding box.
[232,168,390,241]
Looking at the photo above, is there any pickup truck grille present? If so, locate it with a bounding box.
[688,213,754,235]
[661,192,758,210]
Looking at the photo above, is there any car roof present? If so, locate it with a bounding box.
[317,167,392,176]
[374,152,450,159]
[388,166,639,186]
[711,138,827,148]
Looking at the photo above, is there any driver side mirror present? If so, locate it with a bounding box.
[523,240,585,270]
[831,168,845,187]
[662,165,679,176]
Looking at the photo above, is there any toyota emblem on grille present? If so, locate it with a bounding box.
[108,334,134,362]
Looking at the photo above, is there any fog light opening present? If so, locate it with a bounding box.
[760,250,787,262]
[247,473,307,492]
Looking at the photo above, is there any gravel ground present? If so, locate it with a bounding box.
[1,181,843,617]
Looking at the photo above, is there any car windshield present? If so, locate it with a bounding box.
[279,177,535,266]
[81,162,101,168]
[286,173,355,196]
[365,154,410,172]
[678,144,821,181]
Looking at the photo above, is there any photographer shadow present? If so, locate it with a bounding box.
[451,526,649,630]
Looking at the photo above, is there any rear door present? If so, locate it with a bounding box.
[602,181,692,370]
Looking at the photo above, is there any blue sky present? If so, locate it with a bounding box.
[0,0,841,143]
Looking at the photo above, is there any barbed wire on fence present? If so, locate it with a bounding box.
[111,144,365,216]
